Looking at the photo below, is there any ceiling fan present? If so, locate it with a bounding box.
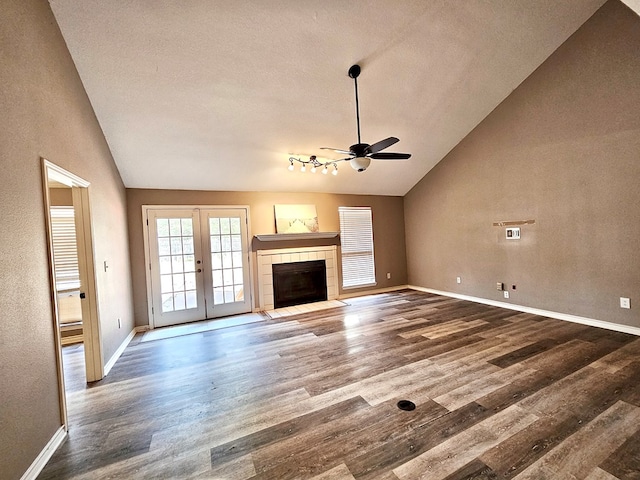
[321,64,411,172]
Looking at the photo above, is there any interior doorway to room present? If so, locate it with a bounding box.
[144,207,252,328]
[43,160,103,427]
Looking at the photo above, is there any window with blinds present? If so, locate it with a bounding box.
[339,206,376,289]
[50,206,80,291]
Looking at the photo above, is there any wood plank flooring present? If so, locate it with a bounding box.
[39,290,640,479]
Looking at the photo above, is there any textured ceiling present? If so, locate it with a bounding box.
[50,0,608,196]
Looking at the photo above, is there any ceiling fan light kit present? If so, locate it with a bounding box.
[287,64,411,175]
[350,156,371,172]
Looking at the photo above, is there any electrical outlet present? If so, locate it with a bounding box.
[456,276,461,284]
[503,291,510,299]
[386,272,391,279]
[620,297,630,309]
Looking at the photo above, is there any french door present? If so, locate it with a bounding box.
[147,207,252,328]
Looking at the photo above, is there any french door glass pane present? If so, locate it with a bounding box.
[212,253,222,269]
[209,216,245,305]
[159,256,171,274]
[210,218,220,234]
[156,217,198,313]
[183,237,194,254]
[169,219,181,236]
[186,291,197,309]
[170,237,182,254]
[158,238,170,255]
[184,255,195,272]
[185,272,196,289]
[157,219,170,237]
[221,235,231,251]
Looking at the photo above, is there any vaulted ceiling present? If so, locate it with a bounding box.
[50,0,616,196]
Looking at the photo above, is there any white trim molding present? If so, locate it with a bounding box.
[20,426,66,480]
[103,327,138,376]
[409,285,640,337]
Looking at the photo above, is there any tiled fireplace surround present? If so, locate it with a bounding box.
[257,245,338,311]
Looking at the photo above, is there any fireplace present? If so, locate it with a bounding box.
[272,260,327,308]
[257,245,338,311]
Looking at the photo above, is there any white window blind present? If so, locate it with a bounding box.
[50,206,80,291]
[339,206,376,289]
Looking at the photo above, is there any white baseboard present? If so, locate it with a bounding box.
[20,426,66,480]
[103,327,138,376]
[409,285,640,337]
[339,284,409,300]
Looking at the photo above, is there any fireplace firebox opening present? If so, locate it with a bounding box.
[272,260,327,309]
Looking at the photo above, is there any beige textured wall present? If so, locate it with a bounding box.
[405,0,640,329]
[49,187,73,206]
[127,189,407,325]
[0,1,135,478]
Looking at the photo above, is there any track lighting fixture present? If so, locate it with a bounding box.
[287,155,339,176]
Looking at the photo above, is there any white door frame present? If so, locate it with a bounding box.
[142,205,254,329]
[42,159,104,428]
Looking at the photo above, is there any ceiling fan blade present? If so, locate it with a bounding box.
[368,137,399,154]
[320,147,354,156]
[369,152,411,160]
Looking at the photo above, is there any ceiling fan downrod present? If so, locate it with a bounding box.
[349,64,362,145]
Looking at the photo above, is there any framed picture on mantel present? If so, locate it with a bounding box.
[274,204,319,234]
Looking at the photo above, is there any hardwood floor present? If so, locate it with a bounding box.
[39,290,640,479]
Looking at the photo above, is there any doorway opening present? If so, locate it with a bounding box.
[42,159,103,427]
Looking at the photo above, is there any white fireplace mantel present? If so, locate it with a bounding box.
[257,245,338,311]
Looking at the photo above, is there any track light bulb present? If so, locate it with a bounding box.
[332,165,338,175]
[322,166,328,174]
[288,161,294,171]
[300,164,306,172]
[310,165,316,173]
